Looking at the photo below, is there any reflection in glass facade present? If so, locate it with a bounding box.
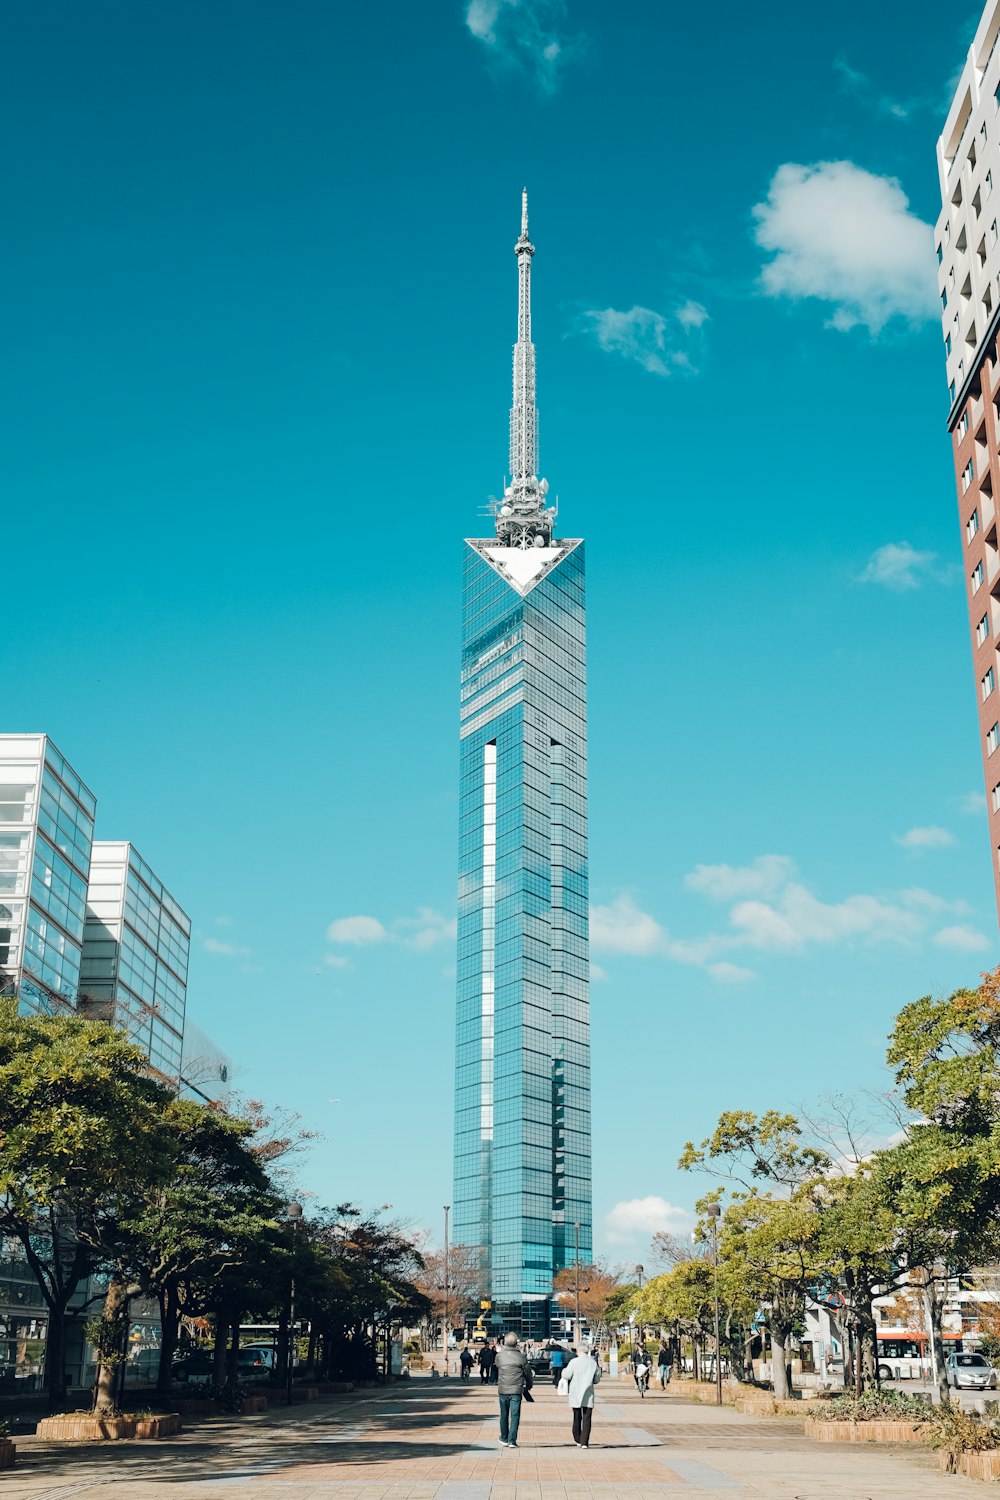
[80,842,191,1085]
[453,197,591,1339]
[0,734,96,1015]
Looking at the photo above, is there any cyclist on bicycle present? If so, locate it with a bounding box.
[633,1342,651,1397]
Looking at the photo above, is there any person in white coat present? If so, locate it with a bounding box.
[560,1347,601,1448]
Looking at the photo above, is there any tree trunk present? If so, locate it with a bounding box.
[212,1316,228,1386]
[156,1285,180,1396]
[306,1323,317,1376]
[276,1307,290,1392]
[691,1339,700,1381]
[44,1300,70,1409]
[224,1317,241,1393]
[93,1276,129,1415]
[770,1332,789,1400]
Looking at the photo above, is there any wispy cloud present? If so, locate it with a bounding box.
[893,826,957,851]
[858,542,943,591]
[578,302,708,376]
[464,0,582,92]
[752,161,937,333]
[202,935,252,958]
[832,56,921,121]
[595,857,974,974]
[324,907,456,964]
[957,790,987,816]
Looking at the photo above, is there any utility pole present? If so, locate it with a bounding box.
[707,1203,722,1406]
[443,1205,450,1378]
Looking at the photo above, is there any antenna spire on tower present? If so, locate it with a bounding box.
[495,190,554,549]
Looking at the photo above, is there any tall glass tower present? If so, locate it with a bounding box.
[454,194,592,1339]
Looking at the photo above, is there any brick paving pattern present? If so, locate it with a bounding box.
[1,1375,980,1498]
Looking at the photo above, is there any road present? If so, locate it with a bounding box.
[3,1373,976,1499]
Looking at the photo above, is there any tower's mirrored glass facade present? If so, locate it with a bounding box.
[453,196,592,1338]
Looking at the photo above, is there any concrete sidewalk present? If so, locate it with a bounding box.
[2,1374,975,1498]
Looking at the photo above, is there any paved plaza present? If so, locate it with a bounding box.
[1,1376,980,1500]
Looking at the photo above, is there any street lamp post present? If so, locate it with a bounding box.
[443,1205,450,1378]
[707,1203,722,1406]
[286,1201,303,1406]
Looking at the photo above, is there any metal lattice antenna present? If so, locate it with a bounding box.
[495,189,555,549]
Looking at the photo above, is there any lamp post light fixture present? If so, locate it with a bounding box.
[706,1203,722,1406]
[286,1201,304,1406]
[443,1205,450,1378]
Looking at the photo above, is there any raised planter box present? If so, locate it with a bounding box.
[805,1418,926,1445]
[241,1396,268,1414]
[0,1438,15,1469]
[36,1413,182,1441]
[317,1381,354,1394]
[173,1397,222,1416]
[289,1386,319,1403]
[939,1449,1000,1480]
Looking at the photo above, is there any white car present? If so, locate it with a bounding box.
[946,1352,998,1390]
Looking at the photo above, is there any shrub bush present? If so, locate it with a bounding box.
[809,1388,931,1422]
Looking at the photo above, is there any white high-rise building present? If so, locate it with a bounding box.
[79,842,191,1086]
[937,0,1000,922]
[0,734,96,1014]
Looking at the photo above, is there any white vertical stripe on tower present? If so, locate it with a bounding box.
[481,742,496,1140]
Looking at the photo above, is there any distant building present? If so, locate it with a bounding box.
[0,733,96,1015]
[936,0,1000,919]
[180,1017,233,1104]
[79,841,191,1087]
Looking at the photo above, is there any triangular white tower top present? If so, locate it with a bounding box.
[466,539,581,597]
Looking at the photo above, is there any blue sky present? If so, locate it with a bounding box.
[4,0,996,1261]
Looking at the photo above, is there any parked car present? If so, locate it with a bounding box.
[171,1347,272,1385]
[946,1352,998,1390]
[240,1344,277,1370]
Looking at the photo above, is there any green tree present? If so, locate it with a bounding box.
[0,1000,170,1406]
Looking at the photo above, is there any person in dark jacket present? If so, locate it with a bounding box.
[479,1342,496,1383]
[657,1343,672,1387]
[494,1333,532,1447]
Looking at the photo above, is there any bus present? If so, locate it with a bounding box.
[876,1335,930,1381]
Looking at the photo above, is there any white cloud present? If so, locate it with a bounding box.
[684,854,795,903]
[934,924,991,952]
[213,915,234,928]
[324,953,353,970]
[604,1196,694,1248]
[832,56,917,121]
[394,907,457,951]
[590,893,665,954]
[859,542,941,591]
[326,914,388,945]
[579,303,708,376]
[590,962,609,982]
[707,961,756,983]
[202,936,251,958]
[464,0,580,91]
[894,826,957,850]
[957,791,987,816]
[729,884,923,951]
[752,161,937,332]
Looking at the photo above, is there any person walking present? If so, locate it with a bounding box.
[657,1342,672,1388]
[494,1332,532,1448]
[460,1347,474,1381]
[561,1345,601,1448]
[549,1343,567,1387]
[478,1343,493,1383]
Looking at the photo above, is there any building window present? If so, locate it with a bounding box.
[969,508,981,540]
[951,380,958,403]
[943,288,949,310]
[984,666,996,700]
[947,333,953,355]
[964,458,976,491]
[993,220,999,245]
[973,560,985,591]
[978,613,990,645]
[961,410,971,437]
[993,784,1000,812]
[938,242,944,264]
[988,723,999,755]
[989,170,994,196]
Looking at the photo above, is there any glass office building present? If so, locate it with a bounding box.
[80,841,191,1085]
[0,734,96,1015]
[453,196,592,1338]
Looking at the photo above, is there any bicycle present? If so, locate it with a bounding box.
[635,1363,649,1397]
